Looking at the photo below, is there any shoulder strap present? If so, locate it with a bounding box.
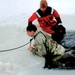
[34,31,47,41]
[29,31,46,46]
[34,31,49,52]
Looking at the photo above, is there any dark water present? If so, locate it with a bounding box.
[61,31,75,48]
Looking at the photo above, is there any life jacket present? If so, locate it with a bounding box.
[35,6,57,34]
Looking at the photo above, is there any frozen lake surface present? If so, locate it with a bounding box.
[0,0,75,75]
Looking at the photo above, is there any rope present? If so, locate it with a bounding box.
[0,32,75,53]
[0,38,33,52]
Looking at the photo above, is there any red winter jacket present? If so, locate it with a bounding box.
[28,6,62,34]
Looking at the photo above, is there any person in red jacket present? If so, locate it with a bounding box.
[28,0,66,43]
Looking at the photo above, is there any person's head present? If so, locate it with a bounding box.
[26,24,37,37]
[40,0,48,12]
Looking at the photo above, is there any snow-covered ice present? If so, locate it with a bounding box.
[0,0,75,75]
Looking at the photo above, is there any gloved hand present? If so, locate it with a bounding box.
[57,25,66,35]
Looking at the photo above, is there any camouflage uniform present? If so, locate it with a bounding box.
[31,30,65,57]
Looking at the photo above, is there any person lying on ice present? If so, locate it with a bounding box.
[26,24,75,69]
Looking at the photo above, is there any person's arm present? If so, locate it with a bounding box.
[28,12,38,25]
[53,9,62,25]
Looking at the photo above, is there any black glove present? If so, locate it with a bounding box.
[57,25,66,35]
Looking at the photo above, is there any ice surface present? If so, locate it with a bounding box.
[0,0,75,75]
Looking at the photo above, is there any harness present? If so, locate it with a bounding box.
[30,31,64,62]
[30,31,52,54]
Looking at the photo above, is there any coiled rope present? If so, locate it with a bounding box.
[0,38,33,52]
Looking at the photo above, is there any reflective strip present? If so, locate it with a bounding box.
[35,8,54,17]
[51,8,54,14]
[35,12,41,18]
[58,23,62,25]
